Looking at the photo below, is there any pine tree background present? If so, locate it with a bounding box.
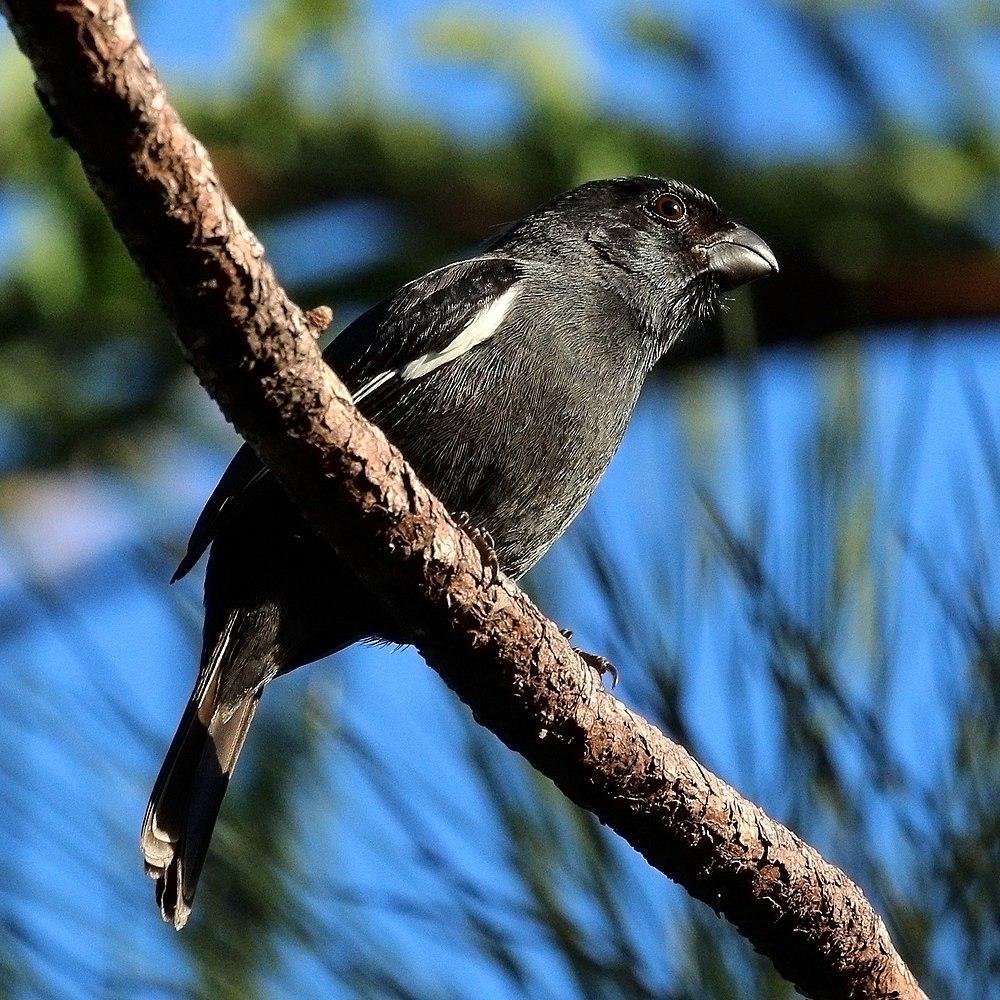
[0,2,997,996]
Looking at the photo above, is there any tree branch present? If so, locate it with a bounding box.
[1,3,925,997]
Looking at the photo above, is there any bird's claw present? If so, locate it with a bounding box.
[455,511,500,583]
[560,629,620,687]
[577,650,620,688]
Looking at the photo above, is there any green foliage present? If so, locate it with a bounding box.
[623,8,706,71]
[1,0,995,468]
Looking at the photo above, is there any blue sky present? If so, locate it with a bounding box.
[0,0,997,994]
[134,0,1000,153]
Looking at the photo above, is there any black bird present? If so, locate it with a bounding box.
[141,176,777,927]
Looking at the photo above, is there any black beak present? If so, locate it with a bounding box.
[702,225,778,290]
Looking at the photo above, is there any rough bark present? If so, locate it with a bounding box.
[1,3,926,997]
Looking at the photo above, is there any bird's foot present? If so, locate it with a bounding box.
[560,629,620,687]
[455,511,500,583]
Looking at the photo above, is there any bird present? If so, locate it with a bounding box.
[141,176,777,928]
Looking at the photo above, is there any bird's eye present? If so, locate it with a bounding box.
[652,194,686,222]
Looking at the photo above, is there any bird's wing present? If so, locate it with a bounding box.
[172,255,528,581]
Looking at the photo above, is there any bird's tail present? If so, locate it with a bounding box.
[140,662,260,929]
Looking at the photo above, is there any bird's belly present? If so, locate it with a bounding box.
[396,388,633,579]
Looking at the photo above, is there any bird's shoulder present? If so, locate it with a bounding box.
[323,254,537,390]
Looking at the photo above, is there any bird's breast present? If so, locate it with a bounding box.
[385,329,645,579]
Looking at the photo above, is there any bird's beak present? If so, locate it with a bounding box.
[701,225,778,290]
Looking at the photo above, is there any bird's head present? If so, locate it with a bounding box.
[498,176,778,353]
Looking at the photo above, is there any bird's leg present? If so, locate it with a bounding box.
[559,629,620,687]
[454,510,500,583]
